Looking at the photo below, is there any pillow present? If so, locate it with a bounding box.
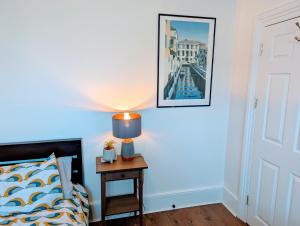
[57,156,73,199]
[0,153,63,214]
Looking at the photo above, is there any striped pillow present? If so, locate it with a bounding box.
[0,153,63,214]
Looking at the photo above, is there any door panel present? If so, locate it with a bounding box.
[293,108,300,153]
[271,31,295,59]
[285,174,300,226]
[256,160,279,225]
[248,17,300,226]
[264,73,290,145]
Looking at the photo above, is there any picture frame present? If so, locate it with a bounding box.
[157,14,216,108]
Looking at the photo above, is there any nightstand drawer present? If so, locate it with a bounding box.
[105,170,139,181]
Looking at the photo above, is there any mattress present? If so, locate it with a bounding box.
[0,184,89,226]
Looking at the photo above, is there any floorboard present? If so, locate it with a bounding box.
[90,204,248,226]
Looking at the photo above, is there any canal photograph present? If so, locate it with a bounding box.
[157,14,216,107]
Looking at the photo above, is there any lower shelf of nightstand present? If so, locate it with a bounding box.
[106,194,139,216]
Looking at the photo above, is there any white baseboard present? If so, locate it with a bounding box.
[144,185,223,214]
[89,185,223,223]
[222,186,239,217]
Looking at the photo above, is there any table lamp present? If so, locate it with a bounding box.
[112,112,141,160]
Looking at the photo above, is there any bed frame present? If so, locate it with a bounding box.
[0,139,83,184]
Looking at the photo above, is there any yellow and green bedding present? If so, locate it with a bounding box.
[0,184,89,226]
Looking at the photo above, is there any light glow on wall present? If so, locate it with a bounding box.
[69,76,155,113]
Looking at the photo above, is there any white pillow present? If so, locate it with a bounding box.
[57,156,73,199]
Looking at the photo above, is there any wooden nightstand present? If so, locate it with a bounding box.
[96,154,148,226]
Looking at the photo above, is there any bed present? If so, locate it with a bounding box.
[0,139,89,226]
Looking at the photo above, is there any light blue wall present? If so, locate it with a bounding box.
[0,0,236,221]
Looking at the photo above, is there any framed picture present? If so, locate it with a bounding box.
[157,14,216,108]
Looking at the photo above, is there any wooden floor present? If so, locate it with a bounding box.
[90,204,248,226]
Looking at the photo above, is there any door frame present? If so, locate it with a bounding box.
[238,1,300,222]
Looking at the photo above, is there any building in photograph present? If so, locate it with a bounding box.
[163,21,181,99]
[177,39,207,68]
[197,45,208,69]
[164,21,180,83]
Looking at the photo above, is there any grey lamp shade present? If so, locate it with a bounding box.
[112,113,142,139]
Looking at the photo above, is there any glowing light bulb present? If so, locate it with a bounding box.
[124,112,131,120]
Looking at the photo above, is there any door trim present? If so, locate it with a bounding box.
[238,0,300,222]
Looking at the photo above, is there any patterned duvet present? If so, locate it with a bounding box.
[0,184,89,226]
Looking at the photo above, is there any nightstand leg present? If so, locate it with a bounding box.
[134,178,138,217]
[134,178,137,196]
[139,171,144,226]
[101,174,106,226]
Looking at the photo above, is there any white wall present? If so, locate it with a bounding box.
[223,0,295,219]
[0,0,237,221]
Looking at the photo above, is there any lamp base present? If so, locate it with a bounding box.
[121,138,135,161]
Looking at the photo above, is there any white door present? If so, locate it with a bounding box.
[248,18,300,226]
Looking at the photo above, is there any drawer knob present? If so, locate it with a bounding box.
[121,174,125,178]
